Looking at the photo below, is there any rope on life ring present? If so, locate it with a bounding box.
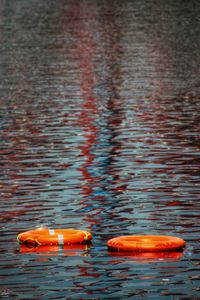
[107,235,186,252]
[17,228,92,247]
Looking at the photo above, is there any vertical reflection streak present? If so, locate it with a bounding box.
[73,1,129,237]
[74,1,104,230]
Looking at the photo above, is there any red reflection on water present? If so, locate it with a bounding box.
[0,107,57,200]
[70,2,103,229]
[72,1,127,231]
[1,209,27,221]
[78,265,101,279]
[74,3,102,221]
[166,200,183,206]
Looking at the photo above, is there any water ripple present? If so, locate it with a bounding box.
[0,0,200,299]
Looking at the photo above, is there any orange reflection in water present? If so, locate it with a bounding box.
[108,250,184,264]
[20,243,91,256]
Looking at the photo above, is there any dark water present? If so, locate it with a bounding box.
[1,0,200,299]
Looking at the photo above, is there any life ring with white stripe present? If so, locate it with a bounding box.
[17,228,92,247]
[107,235,186,252]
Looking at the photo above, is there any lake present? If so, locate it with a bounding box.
[0,0,200,299]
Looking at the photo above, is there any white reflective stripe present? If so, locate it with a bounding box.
[49,229,55,235]
[58,234,64,245]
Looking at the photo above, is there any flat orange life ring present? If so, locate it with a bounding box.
[107,235,186,252]
[17,228,92,247]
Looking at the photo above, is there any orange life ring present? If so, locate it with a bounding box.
[17,228,92,247]
[107,235,186,252]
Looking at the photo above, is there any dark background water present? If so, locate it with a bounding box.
[0,0,200,299]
